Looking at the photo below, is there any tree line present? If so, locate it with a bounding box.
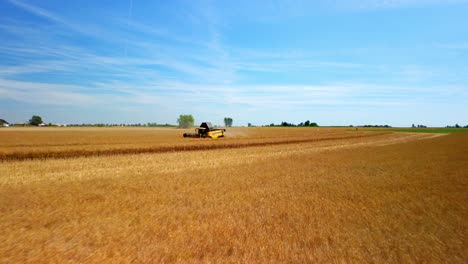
[265,120,319,127]
[2,115,468,129]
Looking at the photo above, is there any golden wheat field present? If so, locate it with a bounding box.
[0,127,467,263]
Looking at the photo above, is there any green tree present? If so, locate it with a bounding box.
[0,119,8,125]
[177,114,194,128]
[29,115,43,126]
[224,117,233,127]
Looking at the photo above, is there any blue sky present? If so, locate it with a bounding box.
[1,0,467,126]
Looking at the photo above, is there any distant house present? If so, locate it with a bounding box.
[38,123,47,127]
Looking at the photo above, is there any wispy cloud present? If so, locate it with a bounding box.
[6,0,97,38]
[8,0,65,24]
[1,2,237,84]
[122,20,209,49]
[1,0,467,125]
[2,75,462,108]
[6,0,131,46]
[0,78,98,105]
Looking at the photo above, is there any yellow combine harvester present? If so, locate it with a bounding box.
[183,122,226,139]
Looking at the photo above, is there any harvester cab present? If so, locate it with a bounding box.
[183,122,226,139]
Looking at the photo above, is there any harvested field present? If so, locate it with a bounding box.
[0,127,385,161]
[0,127,467,263]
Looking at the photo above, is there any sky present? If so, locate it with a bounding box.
[0,0,467,127]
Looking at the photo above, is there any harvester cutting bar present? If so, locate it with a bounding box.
[183,133,201,138]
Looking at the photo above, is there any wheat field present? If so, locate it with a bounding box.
[0,127,466,263]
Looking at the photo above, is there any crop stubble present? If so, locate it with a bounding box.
[0,127,380,160]
[0,127,466,263]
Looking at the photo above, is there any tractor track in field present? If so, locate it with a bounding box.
[0,132,390,162]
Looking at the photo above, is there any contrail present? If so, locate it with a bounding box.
[124,0,133,57]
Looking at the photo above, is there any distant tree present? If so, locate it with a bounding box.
[280,121,296,127]
[310,122,319,127]
[29,115,43,126]
[455,124,460,128]
[247,123,252,127]
[0,119,8,125]
[224,117,233,127]
[412,124,415,128]
[304,120,310,126]
[177,114,194,128]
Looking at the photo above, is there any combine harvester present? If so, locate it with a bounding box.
[183,122,226,139]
